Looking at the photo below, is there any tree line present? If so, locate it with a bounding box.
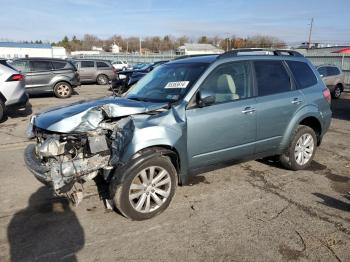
[51,34,287,53]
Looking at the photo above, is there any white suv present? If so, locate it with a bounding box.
[111,60,130,71]
[0,60,28,120]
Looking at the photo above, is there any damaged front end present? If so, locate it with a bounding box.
[24,116,135,204]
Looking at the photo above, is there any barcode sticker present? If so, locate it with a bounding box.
[164,81,189,89]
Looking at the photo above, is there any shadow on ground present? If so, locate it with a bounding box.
[313,192,350,212]
[7,187,84,262]
[331,90,350,121]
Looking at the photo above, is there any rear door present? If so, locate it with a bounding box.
[79,61,95,82]
[28,60,53,92]
[253,60,305,153]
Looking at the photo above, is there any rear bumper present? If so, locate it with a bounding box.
[6,92,29,109]
[24,144,51,185]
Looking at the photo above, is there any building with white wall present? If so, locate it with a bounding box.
[0,42,67,59]
[111,43,121,53]
[176,43,224,55]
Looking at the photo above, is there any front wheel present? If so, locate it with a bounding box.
[111,155,177,220]
[54,82,72,98]
[279,125,317,170]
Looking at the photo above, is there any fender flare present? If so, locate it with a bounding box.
[279,105,323,151]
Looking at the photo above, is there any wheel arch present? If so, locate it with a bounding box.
[108,145,182,193]
[280,107,324,151]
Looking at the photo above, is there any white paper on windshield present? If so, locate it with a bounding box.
[164,81,189,89]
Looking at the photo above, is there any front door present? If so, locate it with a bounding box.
[186,61,257,169]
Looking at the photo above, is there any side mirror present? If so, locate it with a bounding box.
[197,90,216,108]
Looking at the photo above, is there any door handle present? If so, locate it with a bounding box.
[291,98,303,105]
[242,107,256,114]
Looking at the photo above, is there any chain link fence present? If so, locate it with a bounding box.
[73,52,350,85]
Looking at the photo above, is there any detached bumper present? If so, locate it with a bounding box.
[24,144,51,185]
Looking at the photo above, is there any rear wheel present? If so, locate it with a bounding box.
[279,125,317,170]
[96,74,108,85]
[332,85,342,99]
[0,99,6,121]
[111,155,177,220]
[54,82,72,98]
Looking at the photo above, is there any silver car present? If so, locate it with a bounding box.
[0,59,28,120]
[316,64,345,99]
[74,59,117,85]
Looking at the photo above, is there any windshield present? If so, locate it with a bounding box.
[126,62,209,102]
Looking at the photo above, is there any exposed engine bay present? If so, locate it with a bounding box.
[25,116,135,204]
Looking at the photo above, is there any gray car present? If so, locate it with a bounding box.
[0,59,28,120]
[316,64,345,99]
[73,59,117,85]
[11,58,80,98]
[24,49,332,220]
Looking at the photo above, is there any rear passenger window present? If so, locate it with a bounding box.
[52,61,72,70]
[31,61,52,71]
[287,61,317,89]
[96,61,109,68]
[254,61,291,96]
[81,61,95,68]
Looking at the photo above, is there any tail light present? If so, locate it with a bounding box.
[6,74,24,81]
[322,88,331,104]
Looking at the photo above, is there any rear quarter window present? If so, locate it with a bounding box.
[96,61,110,68]
[286,61,317,89]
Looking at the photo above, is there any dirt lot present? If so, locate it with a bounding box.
[0,85,349,262]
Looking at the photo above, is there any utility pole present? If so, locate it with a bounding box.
[308,18,314,49]
[139,37,142,55]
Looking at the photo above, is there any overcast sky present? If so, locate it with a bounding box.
[0,0,349,44]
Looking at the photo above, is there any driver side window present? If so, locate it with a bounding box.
[200,61,252,104]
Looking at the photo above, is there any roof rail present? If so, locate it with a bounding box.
[217,48,303,59]
[174,54,218,60]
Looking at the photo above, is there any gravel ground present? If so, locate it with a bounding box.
[0,85,349,262]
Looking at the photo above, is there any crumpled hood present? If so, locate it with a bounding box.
[34,96,168,133]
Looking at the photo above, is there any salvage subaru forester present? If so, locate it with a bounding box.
[24,49,332,220]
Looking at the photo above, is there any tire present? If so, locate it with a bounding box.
[111,155,177,220]
[96,74,108,85]
[0,99,6,121]
[279,125,317,171]
[332,85,342,99]
[54,82,72,98]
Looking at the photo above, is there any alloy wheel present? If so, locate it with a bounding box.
[57,84,70,97]
[129,166,171,213]
[294,133,314,165]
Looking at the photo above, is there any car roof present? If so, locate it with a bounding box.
[14,57,68,62]
[169,55,218,65]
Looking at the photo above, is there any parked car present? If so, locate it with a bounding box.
[111,60,131,71]
[10,58,80,99]
[0,59,28,120]
[316,64,345,99]
[24,49,332,220]
[73,59,117,85]
[112,61,169,94]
